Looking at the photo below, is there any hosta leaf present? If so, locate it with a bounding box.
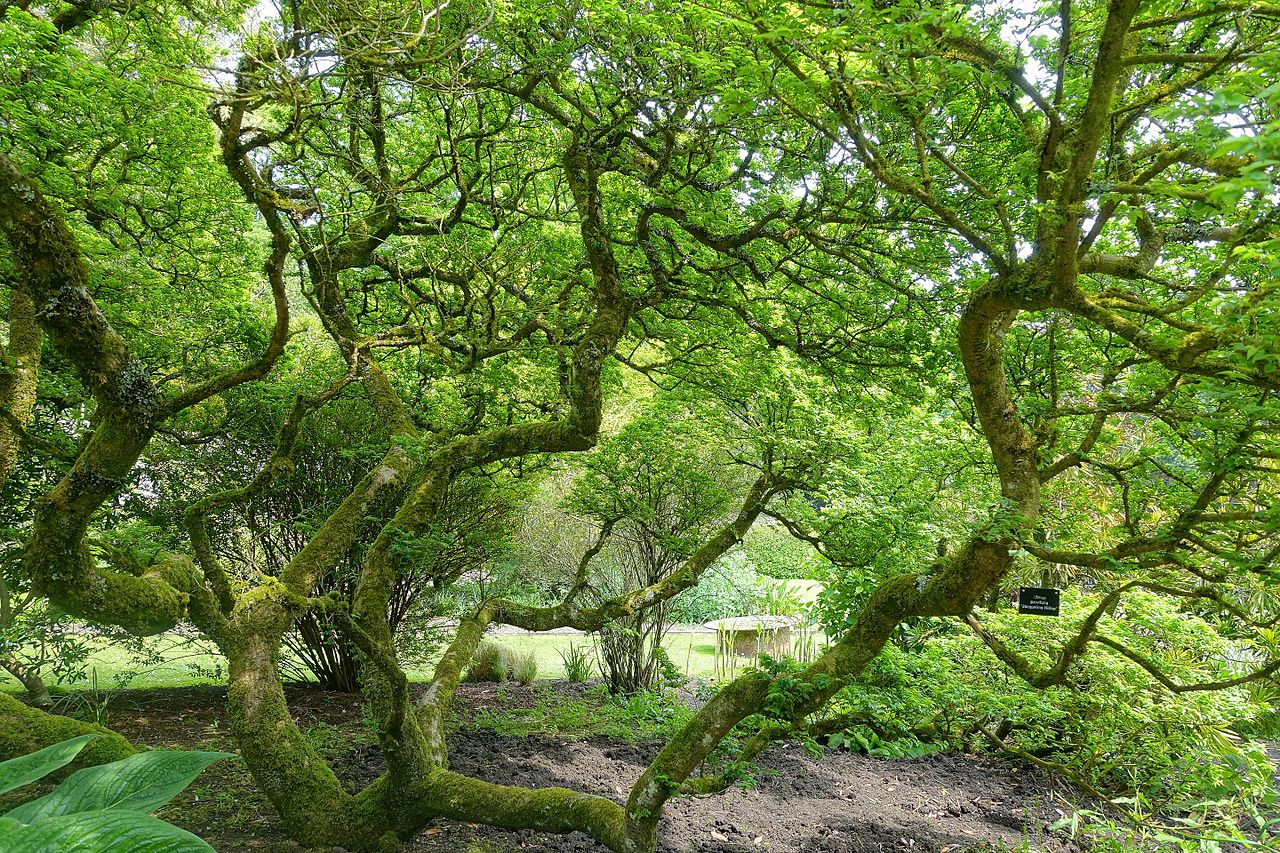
[4,751,231,825]
[0,735,97,797]
[0,809,215,852]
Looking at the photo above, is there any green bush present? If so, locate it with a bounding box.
[0,734,229,851]
[464,640,510,682]
[815,588,1276,836]
[741,526,827,580]
[755,581,805,618]
[671,551,757,623]
[670,550,810,623]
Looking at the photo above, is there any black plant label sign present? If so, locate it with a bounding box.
[1017,587,1060,617]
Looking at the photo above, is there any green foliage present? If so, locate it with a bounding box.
[757,657,819,721]
[464,640,537,685]
[464,640,510,683]
[0,601,92,688]
[301,721,374,763]
[51,669,114,727]
[557,644,595,683]
[460,684,693,743]
[0,736,228,852]
[3,473,167,698]
[6,750,231,824]
[669,551,812,623]
[0,734,97,796]
[0,0,270,375]
[569,405,736,550]
[741,527,827,581]
[0,809,219,852]
[755,582,805,619]
[612,689,692,733]
[511,651,539,685]
[1054,790,1280,852]
[2,0,1279,847]
[570,401,749,693]
[667,551,760,623]
[825,730,939,759]
[820,591,1277,831]
[651,646,684,688]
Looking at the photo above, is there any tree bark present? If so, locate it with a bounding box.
[0,691,135,767]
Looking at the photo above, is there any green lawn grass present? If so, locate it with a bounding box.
[455,681,697,742]
[0,634,228,695]
[437,632,722,683]
[1,630,727,695]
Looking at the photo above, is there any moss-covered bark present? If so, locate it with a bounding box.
[0,658,52,708]
[0,286,40,485]
[618,540,1019,848]
[0,692,136,768]
[242,136,832,852]
[211,135,639,850]
[416,607,493,762]
[417,769,627,849]
[1,1,1262,850]
[0,287,49,705]
[0,153,203,634]
[601,24,1160,834]
[221,602,394,849]
[0,21,1129,851]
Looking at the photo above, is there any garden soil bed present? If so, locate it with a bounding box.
[88,683,1082,853]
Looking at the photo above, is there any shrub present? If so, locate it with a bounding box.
[652,646,684,687]
[0,734,229,851]
[594,622,659,694]
[668,551,763,623]
[465,640,510,682]
[816,588,1277,832]
[755,580,804,618]
[669,551,814,624]
[742,525,828,580]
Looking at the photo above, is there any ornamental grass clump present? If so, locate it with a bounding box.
[512,650,539,684]
[464,640,538,684]
[558,643,595,682]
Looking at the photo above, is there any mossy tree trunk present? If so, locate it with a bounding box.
[0,290,51,704]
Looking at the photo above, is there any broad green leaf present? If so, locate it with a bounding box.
[4,751,232,825]
[0,809,215,852]
[0,735,97,797]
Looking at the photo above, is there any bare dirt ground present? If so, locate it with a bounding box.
[70,683,1082,852]
[414,731,1079,853]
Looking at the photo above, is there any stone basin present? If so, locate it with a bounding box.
[703,615,797,658]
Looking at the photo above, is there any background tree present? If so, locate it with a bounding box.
[568,403,739,693]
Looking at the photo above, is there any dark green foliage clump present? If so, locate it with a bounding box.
[817,590,1277,816]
